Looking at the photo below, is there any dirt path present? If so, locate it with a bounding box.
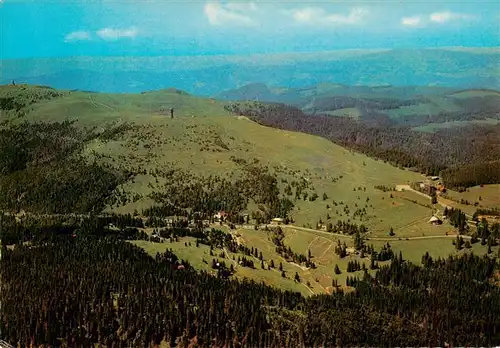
[306,236,319,252]
[396,184,430,198]
[237,224,468,242]
[283,225,349,239]
[319,242,335,260]
[89,95,116,111]
[393,216,430,231]
[367,234,471,241]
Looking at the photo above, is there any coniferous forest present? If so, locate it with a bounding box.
[1,220,499,347]
[0,120,131,213]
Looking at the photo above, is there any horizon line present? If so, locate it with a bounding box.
[2,45,499,61]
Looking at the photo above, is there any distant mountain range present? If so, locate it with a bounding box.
[2,48,499,95]
[218,82,500,128]
[216,82,459,106]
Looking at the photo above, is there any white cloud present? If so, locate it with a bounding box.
[225,2,257,13]
[400,11,476,28]
[64,31,91,42]
[204,2,258,27]
[429,11,474,23]
[96,27,138,40]
[289,7,368,26]
[401,16,422,27]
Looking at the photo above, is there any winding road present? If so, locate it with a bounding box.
[236,223,468,242]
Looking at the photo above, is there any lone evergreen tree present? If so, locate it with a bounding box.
[354,230,364,250]
[389,227,395,236]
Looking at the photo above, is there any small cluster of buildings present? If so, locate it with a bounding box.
[417,178,447,195]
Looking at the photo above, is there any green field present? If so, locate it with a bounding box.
[386,96,462,119]
[324,107,362,119]
[439,184,500,215]
[413,119,500,133]
[131,223,497,296]
[130,237,311,296]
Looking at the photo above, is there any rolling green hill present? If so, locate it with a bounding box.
[1,83,499,298]
[218,83,500,129]
[3,84,499,226]
[0,84,424,229]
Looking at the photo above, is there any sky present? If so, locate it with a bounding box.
[1,0,499,59]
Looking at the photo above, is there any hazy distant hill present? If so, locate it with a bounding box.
[2,48,499,95]
[218,82,500,127]
[217,82,458,104]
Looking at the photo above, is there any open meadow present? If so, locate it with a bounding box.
[131,223,497,297]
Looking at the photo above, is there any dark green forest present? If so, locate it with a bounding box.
[0,121,131,213]
[146,165,295,224]
[1,220,499,347]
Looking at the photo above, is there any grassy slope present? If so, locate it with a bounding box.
[49,86,428,231]
[412,118,500,133]
[281,225,495,292]
[131,225,496,297]
[324,107,362,119]
[3,84,498,295]
[385,96,462,119]
[4,84,498,229]
[439,184,500,215]
[130,237,310,296]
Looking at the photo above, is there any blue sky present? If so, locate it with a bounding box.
[1,0,499,59]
